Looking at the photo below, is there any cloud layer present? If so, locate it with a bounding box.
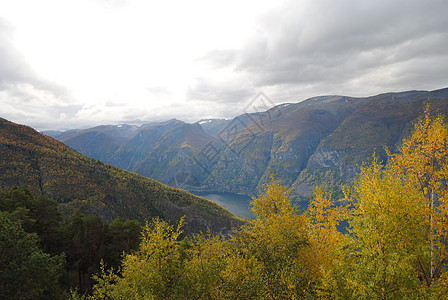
[0,18,82,129]
[193,0,448,103]
[1,0,447,130]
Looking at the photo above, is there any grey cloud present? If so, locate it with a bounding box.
[0,19,33,89]
[202,0,448,97]
[119,111,148,122]
[0,17,80,129]
[0,17,74,102]
[186,78,254,103]
[50,104,84,118]
[105,101,128,107]
[146,86,173,97]
[197,49,236,69]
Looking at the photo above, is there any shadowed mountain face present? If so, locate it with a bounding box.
[46,88,448,199]
[197,119,231,136]
[0,118,242,234]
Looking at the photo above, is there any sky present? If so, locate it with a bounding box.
[1,0,447,131]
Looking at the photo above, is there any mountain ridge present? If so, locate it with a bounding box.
[43,87,448,199]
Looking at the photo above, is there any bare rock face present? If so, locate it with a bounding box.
[306,148,359,178]
[307,149,343,170]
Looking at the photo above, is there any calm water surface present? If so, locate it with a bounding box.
[195,192,310,220]
[195,192,254,219]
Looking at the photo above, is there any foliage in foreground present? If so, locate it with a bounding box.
[315,106,448,299]
[76,107,448,299]
[3,106,448,298]
[0,212,65,299]
[0,186,142,298]
[79,175,316,299]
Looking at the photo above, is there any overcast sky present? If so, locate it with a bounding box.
[1,0,447,130]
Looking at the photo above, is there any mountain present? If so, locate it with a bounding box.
[42,128,84,139]
[0,117,241,234]
[196,119,231,136]
[46,88,448,200]
[207,88,448,198]
[291,88,448,197]
[133,121,221,188]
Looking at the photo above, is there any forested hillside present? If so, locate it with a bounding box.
[0,117,241,234]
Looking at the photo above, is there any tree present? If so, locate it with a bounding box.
[0,212,65,299]
[306,186,349,298]
[178,233,229,299]
[232,176,317,299]
[86,177,318,299]
[90,217,185,299]
[65,210,90,290]
[65,211,116,291]
[388,106,448,288]
[328,107,448,298]
[340,159,424,299]
[106,217,141,267]
[0,186,63,254]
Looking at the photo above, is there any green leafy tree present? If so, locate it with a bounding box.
[0,186,63,254]
[0,212,65,299]
[65,211,123,291]
[90,217,184,299]
[65,210,90,290]
[106,217,141,267]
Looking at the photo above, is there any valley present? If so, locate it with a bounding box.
[2,0,447,296]
[45,87,448,204]
[3,87,448,298]
[0,117,242,234]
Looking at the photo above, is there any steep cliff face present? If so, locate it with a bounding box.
[203,95,364,195]
[306,149,348,172]
[292,88,448,199]
[47,88,448,200]
[134,122,220,187]
[110,120,184,171]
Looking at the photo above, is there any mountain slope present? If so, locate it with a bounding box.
[292,88,448,197]
[109,119,185,171]
[54,119,221,189]
[205,95,365,194]
[134,122,220,188]
[46,87,448,200]
[0,118,241,234]
[196,119,231,136]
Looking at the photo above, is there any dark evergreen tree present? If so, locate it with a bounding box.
[0,212,65,299]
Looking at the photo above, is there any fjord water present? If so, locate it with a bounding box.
[195,192,254,219]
